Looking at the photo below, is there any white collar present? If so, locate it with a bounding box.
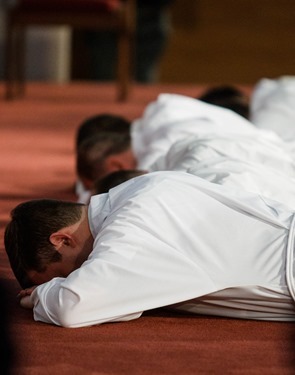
[88,194,110,239]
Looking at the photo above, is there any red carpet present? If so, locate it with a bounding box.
[0,82,294,374]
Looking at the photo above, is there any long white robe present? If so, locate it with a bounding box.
[148,135,295,207]
[188,157,295,208]
[250,76,295,153]
[132,93,286,170]
[32,171,295,327]
[150,133,295,176]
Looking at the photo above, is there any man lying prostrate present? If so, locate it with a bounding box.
[147,133,295,207]
[250,76,295,151]
[77,94,290,203]
[188,157,295,209]
[5,171,295,327]
[132,93,283,171]
[89,134,295,208]
[150,133,295,177]
[93,161,295,209]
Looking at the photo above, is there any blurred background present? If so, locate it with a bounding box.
[0,0,295,85]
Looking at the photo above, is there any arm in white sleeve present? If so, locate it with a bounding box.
[31,276,142,328]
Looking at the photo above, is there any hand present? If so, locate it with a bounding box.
[17,286,37,309]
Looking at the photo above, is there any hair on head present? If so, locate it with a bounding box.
[4,199,84,288]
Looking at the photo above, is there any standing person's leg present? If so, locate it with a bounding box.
[135,4,172,82]
[79,2,173,82]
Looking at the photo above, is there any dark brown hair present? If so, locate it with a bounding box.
[94,170,147,194]
[77,132,131,183]
[76,114,131,150]
[4,199,84,288]
[199,85,249,119]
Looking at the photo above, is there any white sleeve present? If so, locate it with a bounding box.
[32,277,143,328]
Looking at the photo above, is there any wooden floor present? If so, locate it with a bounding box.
[0,82,295,375]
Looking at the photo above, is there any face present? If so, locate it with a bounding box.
[27,260,73,285]
[28,240,93,286]
[28,206,94,286]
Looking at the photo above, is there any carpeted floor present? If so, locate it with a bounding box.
[0,82,294,374]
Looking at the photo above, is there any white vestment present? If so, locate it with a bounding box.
[32,172,295,327]
[132,93,285,170]
[188,157,295,208]
[148,135,295,207]
[250,76,295,153]
[150,133,295,176]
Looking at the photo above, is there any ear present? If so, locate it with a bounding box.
[80,176,93,191]
[49,232,76,251]
[104,155,125,173]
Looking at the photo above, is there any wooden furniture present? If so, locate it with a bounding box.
[4,0,136,101]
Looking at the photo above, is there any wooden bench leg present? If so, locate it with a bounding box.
[5,23,26,100]
[117,32,129,101]
[16,26,26,98]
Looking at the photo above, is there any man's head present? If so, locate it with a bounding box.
[94,169,147,195]
[199,85,250,119]
[76,113,131,151]
[77,131,136,190]
[4,199,92,289]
